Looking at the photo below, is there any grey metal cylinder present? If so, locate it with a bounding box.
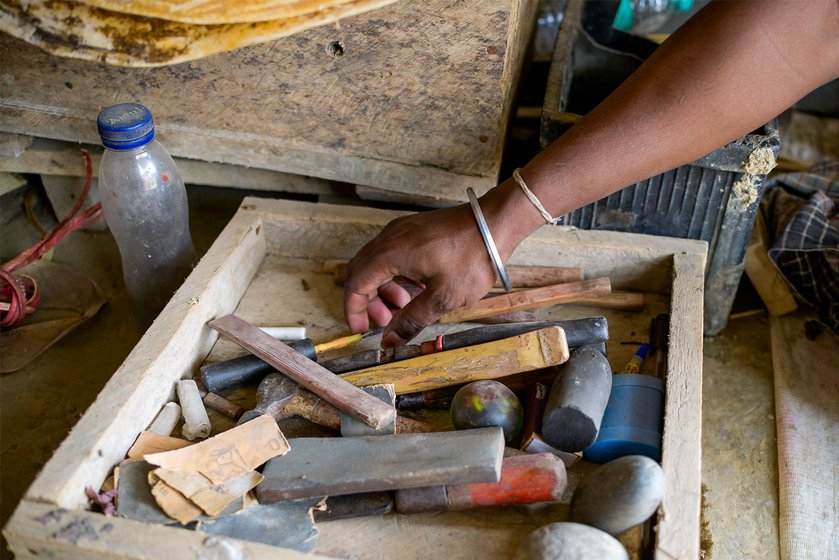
[541,345,612,452]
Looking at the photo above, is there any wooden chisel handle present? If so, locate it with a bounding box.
[286,389,435,433]
[339,327,569,394]
[439,277,611,323]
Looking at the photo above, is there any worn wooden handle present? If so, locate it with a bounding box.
[287,389,435,433]
[339,326,569,394]
[574,290,644,310]
[208,315,396,430]
[440,277,612,323]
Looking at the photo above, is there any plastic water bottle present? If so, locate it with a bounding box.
[97,103,196,329]
[612,0,694,36]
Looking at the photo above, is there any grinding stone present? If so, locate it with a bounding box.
[570,455,665,536]
[513,522,628,560]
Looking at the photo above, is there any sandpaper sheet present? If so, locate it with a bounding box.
[145,414,288,484]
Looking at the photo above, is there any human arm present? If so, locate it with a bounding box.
[344,0,839,347]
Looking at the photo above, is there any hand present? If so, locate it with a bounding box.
[343,204,499,347]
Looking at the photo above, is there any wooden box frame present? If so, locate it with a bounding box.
[4,197,706,559]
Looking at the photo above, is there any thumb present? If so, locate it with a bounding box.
[381,286,453,347]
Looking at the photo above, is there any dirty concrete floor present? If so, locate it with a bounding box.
[0,185,779,559]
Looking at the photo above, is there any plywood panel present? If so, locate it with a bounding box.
[0,0,538,200]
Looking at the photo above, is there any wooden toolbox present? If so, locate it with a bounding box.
[0,0,537,204]
[3,198,706,559]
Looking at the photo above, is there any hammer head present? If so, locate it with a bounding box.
[237,373,298,425]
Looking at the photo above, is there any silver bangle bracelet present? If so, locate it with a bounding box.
[466,187,512,293]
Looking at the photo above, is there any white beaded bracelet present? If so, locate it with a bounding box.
[512,168,560,225]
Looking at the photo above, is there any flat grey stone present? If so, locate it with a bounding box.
[513,522,628,560]
[198,498,321,552]
[570,455,665,535]
[258,427,504,502]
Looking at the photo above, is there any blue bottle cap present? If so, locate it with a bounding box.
[612,0,634,31]
[97,103,155,150]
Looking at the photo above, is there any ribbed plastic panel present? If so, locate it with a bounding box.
[564,166,735,247]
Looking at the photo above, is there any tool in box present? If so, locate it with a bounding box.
[201,317,608,392]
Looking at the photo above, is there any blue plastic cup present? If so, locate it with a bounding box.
[583,374,664,463]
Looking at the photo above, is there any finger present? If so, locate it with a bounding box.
[344,260,399,333]
[378,280,413,309]
[381,286,454,347]
[344,290,372,333]
[394,278,425,300]
[366,296,394,328]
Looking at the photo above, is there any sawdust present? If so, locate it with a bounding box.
[731,147,777,208]
[744,147,777,175]
[732,175,759,207]
[700,483,714,559]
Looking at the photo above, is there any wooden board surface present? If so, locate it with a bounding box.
[3,198,707,560]
[3,500,329,560]
[655,252,705,560]
[0,134,350,197]
[0,0,538,201]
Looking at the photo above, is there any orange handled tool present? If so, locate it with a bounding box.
[394,452,567,513]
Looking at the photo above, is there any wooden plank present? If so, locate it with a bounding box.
[0,171,26,197]
[23,208,267,509]
[3,499,329,560]
[208,314,396,430]
[339,327,569,394]
[0,0,536,201]
[257,428,505,502]
[440,278,612,323]
[0,135,347,196]
[655,253,705,560]
[243,197,706,294]
[540,0,584,148]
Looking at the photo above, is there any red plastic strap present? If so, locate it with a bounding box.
[435,335,444,353]
[0,150,100,329]
[0,271,40,329]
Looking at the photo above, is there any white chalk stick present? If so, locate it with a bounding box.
[176,379,211,440]
[148,402,182,436]
[259,326,307,340]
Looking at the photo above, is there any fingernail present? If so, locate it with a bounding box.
[381,330,405,348]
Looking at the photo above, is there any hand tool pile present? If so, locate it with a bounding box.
[93,266,668,559]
